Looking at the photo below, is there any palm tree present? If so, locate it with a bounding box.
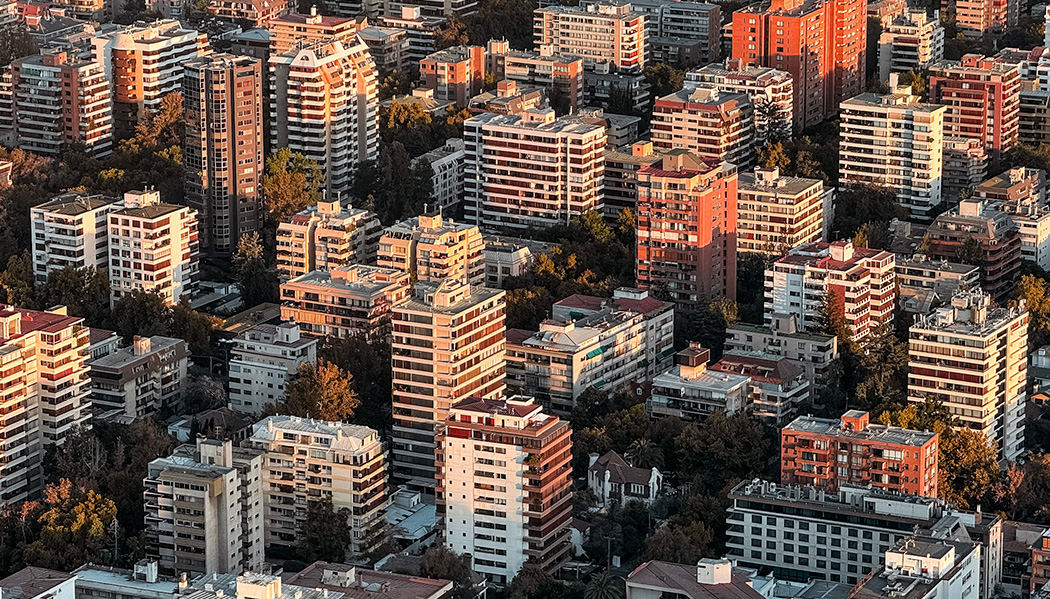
[626,438,664,470]
[584,570,624,599]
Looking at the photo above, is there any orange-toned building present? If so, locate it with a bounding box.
[930,54,1020,159]
[636,150,738,307]
[419,45,486,107]
[781,410,940,498]
[731,0,865,128]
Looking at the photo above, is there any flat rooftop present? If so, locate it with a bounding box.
[784,415,938,447]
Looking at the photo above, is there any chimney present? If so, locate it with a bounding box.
[588,453,600,468]
[133,336,151,356]
[696,558,732,585]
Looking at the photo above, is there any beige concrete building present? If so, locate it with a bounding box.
[144,438,264,577]
[736,167,831,255]
[908,288,1028,462]
[280,265,411,339]
[839,81,946,223]
[31,192,121,284]
[0,306,91,506]
[603,141,667,219]
[276,199,382,280]
[244,415,388,557]
[463,109,606,232]
[391,280,505,488]
[268,10,360,55]
[377,213,484,286]
[87,336,191,419]
[877,10,944,82]
[107,190,199,307]
[270,38,378,197]
[533,4,646,73]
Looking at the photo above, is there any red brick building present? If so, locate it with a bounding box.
[730,0,865,128]
[781,410,939,497]
[636,150,738,308]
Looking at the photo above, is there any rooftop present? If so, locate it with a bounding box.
[0,567,74,599]
[784,414,937,447]
[467,110,605,135]
[589,450,657,485]
[286,561,453,599]
[33,192,118,216]
[88,336,187,369]
[285,265,408,296]
[625,560,765,599]
[248,415,379,452]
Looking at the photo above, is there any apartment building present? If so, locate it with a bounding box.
[686,60,794,138]
[648,344,751,421]
[506,287,674,415]
[436,396,572,583]
[736,167,830,255]
[30,192,121,284]
[725,313,838,387]
[10,50,112,157]
[839,84,946,223]
[725,480,992,586]
[183,54,264,258]
[228,322,317,415]
[482,238,538,287]
[650,86,754,168]
[877,10,945,82]
[710,350,809,426]
[626,560,768,599]
[208,0,287,26]
[486,41,585,112]
[975,167,1050,271]
[943,136,989,204]
[533,4,645,73]
[1033,530,1050,596]
[87,336,190,419]
[107,190,199,307]
[943,0,1018,38]
[930,55,1021,158]
[374,8,445,62]
[268,10,360,54]
[279,265,411,339]
[781,410,939,497]
[0,306,91,505]
[765,240,896,342]
[603,141,667,219]
[924,199,1021,303]
[636,151,738,307]
[463,109,606,232]
[357,27,410,74]
[377,213,485,286]
[414,138,465,210]
[244,415,388,556]
[587,450,662,508]
[286,562,455,599]
[275,199,382,279]
[855,533,981,599]
[419,45,485,107]
[385,0,477,18]
[908,288,1028,462]
[391,280,505,488]
[91,20,207,137]
[895,254,980,300]
[270,38,378,197]
[626,0,720,65]
[1020,89,1050,147]
[731,0,866,128]
[144,438,264,577]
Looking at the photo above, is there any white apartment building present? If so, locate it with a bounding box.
[31,192,121,284]
[391,280,505,488]
[686,60,794,139]
[648,343,751,421]
[736,167,831,254]
[765,240,896,342]
[533,3,646,73]
[276,199,382,280]
[877,10,946,82]
[377,213,485,286]
[506,287,674,415]
[854,534,980,599]
[107,190,199,307]
[144,438,264,577]
[908,288,1028,462]
[0,306,91,506]
[482,237,542,288]
[976,167,1050,271]
[87,336,191,420]
[228,322,318,415]
[244,416,389,557]
[270,38,378,197]
[413,138,465,210]
[436,396,573,583]
[840,80,946,223]
[463,109,606,232]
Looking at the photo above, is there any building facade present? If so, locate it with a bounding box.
[377,213,485,286]
[228,322,317,415]
[276,199,382,279]
[725,313,838,387]
[279,265,411,339]
[650,86,754,168]
[877,10,945,82]
[648,344,751,421]
[686,59,794,137]
[31,192,120,284]
[930,55,1021,158]
[736,167,830,254]
[87,335,191,419]
[533,4,645,73]
[925,198,1021,303]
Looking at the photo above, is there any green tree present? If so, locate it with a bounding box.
[606,85,635,116]
[262,149,323,224]
[833,185,905,239]
[297,497,352,562]
[757,142,791,170]
[434,16,469,49]
[1014,274,1050,350]
[0,251,36,307]
[958,236,984,266]
[38,266,110,326]
[675,297,738,360]
[271,361,360,421]
[169,299,216,356]
[574,210,615,244]
[643,64,685,98]
[378,70,414,100]
[111,290,170,343]
[420,547,477,599]
[321,335,393,432]
[675,412,770,493]
[626,438,664,470]
[22,479,117,571]
[583,571,623,599]
[234,232,278,307]
[755,100,790,145]
[0,29,37,66]
[641,521,714,564]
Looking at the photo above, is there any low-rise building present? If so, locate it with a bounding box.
[587,450,662,508]
[781,410,939,497]
[895,254,981,299]
[413,138,465,210]
[0,568,76,599]
[244,415,388,556]
[357,26,409,74]
[31,192,120,284]
[506,288,674,415]
[724,313,837,387]
[851,534,980,599]
[648,344,750,421]
[625,559,767,599]
[276,199,382,280]
[942,136,989,204]
[736,167,831,255]
[285,562,454,599]
[977,167,1050,271]
[280,265,411,339]
[377,213,485,286]
[144,438,264,577]
[228,322,317,415]
[486,40,584,112]
[72,563,179,599]
[710,350,808,426]
[87,336,191,419]
[374,8,445,64]
[481,237,540,288]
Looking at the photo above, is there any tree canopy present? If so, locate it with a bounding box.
[270,361,360,422]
